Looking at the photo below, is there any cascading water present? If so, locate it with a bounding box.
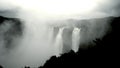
[54,27,65,57]
[72,27,81,52]
[47,27,54,46]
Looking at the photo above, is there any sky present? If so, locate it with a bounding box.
[0,0,120,18]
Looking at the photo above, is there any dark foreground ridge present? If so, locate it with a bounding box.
[0,16,120,68]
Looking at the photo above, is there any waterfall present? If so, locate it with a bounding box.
[48,27,54,45]
[72,27,81,52]
[54,27,65,57]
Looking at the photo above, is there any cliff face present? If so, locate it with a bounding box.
[51,17,112,53]
[0,16,23,49]
[39,17,120,68]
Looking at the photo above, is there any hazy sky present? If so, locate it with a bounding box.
[0,0,120,18]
